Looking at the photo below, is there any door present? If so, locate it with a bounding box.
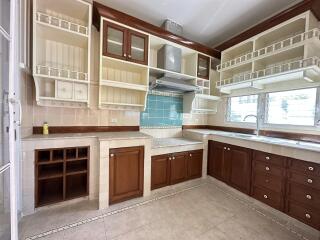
[197,54,210,79]
[103,21,127,60]
[207,141,225,180]
[187,150,203,179]
[228,145,252,194]
[151,155,170,190]
[127,30,148,65]
[1,0,19,239]
[170,152,187,185]
[109,146,144,204]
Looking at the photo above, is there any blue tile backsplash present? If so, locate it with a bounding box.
[140,93,183,127]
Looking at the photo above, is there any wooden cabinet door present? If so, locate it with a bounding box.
[197,54,210,80]
[151,154,170,190]
[103,21,127,60]
[227,145,252,194]
[170,152,188,185]
[127,30,148,65]
[109,146,144,204]
[208,141,225,180]
[187,150,203,180]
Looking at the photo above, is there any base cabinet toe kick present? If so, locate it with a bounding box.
[207,140,320,231]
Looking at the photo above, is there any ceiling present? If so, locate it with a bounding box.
[96,0,303,47]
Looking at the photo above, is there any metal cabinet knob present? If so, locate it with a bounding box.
[189,154,192,157]
[307,178,313,184]
[306,194,312,200]
[305,213,311,219]
[265,156,270,160]
[227,148,230,151]
[263,195,268,199]
[169,157,172,161]
[172,156,175,160]
[265,166,270,171]
[224,147,227,150]
[128,55,132,58]
[110,153,114,157]
[308,166,314,171]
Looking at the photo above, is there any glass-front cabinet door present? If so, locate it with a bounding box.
[127,30,148,65]
[197,54,210,80]
[103,21,127,60]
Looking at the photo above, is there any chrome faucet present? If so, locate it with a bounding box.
[243,114,260,136]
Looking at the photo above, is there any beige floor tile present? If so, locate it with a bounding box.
[63,219,106,240]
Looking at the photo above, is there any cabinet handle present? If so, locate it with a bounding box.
[263,195,268,199]
[227,148,230,151]
[169,157,172,161]
[305,213,311,219]
[265,156,270,160]
[224,147,227,150]
[189,154,192,157]
[128,55,131,58]
[124,53,127,57]
[306,194,312,200]
[307,178,313,184]
[308,166,314,171]
[110,153,114,157]
[172,156,175,160]
[265,166,270,171]
[265,179,269,183]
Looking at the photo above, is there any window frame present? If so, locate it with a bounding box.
[226,94,260,124]
[225,87,320,130]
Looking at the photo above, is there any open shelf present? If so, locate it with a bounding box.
[35,146,89,207]
[149,66,196,81]
[33,0,91,108]
[36,12,88,37]
[183,92,220,114]
[217,57,320,94]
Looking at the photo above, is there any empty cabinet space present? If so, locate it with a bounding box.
[35,146,89,207]
[37,177,63,207]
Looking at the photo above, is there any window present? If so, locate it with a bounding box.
[266,88,317,126]
[228,95,258,123]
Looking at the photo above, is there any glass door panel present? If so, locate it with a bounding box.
[103,21,127,60]
[198,54,210,80]
[128,30,148,65]
[0,33,10,168]
[0,0,10,34]
[0,168,11,240]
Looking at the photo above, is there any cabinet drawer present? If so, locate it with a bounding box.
[253,151,286,167]
[288,158,320,177]
[287,183,320,210]
[253,160,284,177]
[74,83,88,101]
[252,186,283,210]
[286,200,320,230]
[288,171,320,190]
[253,172,283,193]
[56,81,73,99]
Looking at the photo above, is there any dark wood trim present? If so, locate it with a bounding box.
[33,126,140,134]
[215,0,320,51]
[182,125,320,144]
[92,1,220,58]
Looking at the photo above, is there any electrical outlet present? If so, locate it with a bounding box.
[111,118,117,123]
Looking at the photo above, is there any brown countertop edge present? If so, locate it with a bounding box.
[33,126,140,134]
[182,125,320,144]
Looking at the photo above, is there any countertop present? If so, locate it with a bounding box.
[152,137,203,149]
[184,129,320,153]
[22,131,152,141]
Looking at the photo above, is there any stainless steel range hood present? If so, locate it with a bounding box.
[150,76,200,92]
[149,44,199,92]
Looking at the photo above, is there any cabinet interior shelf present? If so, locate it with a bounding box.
[100,80,148,92]
[149,67,196,81]
[36,12,88,37]
[35,65,88,82]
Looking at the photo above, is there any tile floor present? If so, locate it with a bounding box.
[20,179,317,240]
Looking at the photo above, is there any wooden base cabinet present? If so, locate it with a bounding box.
[151,150,203,190]
[208,141,252,194]
[109,146,144,204]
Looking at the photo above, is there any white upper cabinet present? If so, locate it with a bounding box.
[216,11,320,94]
[32,0,92,107]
